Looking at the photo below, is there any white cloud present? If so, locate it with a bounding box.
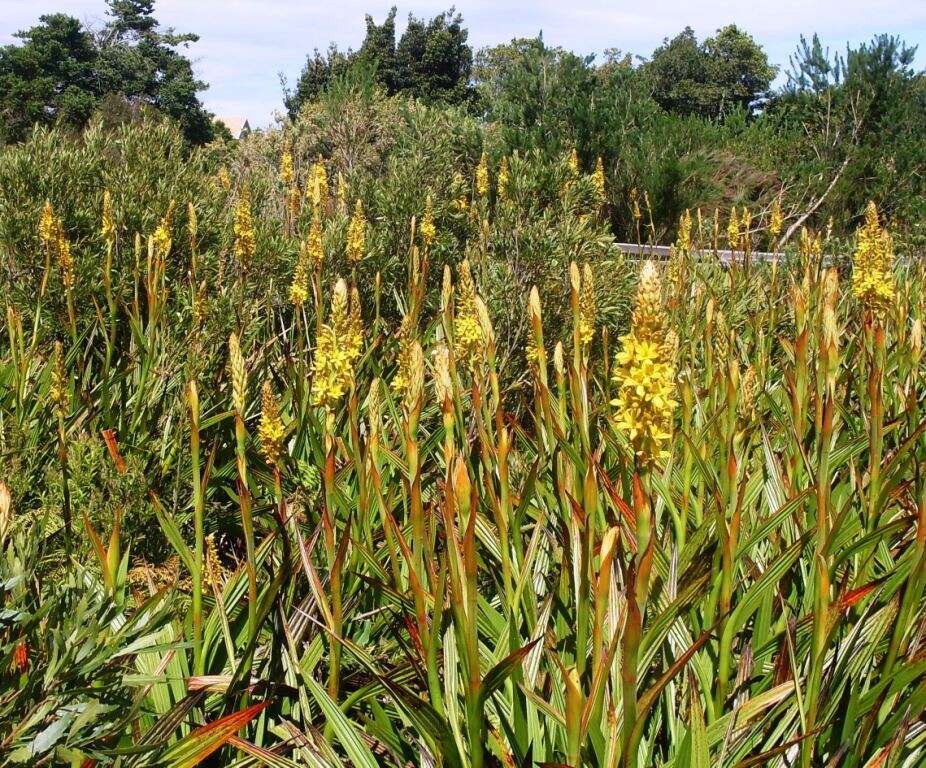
[2,0,923,126]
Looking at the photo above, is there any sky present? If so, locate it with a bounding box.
[2,0,925,127]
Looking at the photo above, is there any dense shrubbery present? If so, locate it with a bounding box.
[1,8,925,767]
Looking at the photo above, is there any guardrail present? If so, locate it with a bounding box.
[614,242,783,263]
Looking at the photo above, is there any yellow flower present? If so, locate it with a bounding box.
[611,260,676,460]
[258,380,285,467]
[39,201,55,248]
[289,246,310,306]
[287,185,301,219]
[568,147,579,174]
[578,263,596,347]
[497,157,510,202]
[233,191,256,265]
[798,227,822,263]
[188,202,198,253]
[336,171,347,214]
[346,199,365,263]
[311,159,328,209]
[312,325,353,409]
[475,152,489,198]
[631,260,664,342]
[228,332,247,416]
[454,259,484,370]
[676,209,692,254]
[345,284,363,363]
[306,212,325,267]
[280,149,295,187]
[311,279,356,409]
[192,281,208,328]
[54,220,75,291]
[218,166,231,189]
[153,201,174,257]
[421,195,436,248]
[204,534,225,590]
[102,191,115,244]
[852,201,895,315]
[769,197,783,244]
[592,157,606,201]
[727,206,739,251]
[740,208,753,251]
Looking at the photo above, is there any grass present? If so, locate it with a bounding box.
[0,156,924,768]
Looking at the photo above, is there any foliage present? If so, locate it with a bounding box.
[0,1,214,146]
[645,25,778,118]
[0,14,100,143]
[285,6,474,118]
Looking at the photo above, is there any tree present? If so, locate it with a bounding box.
[773,34,925,235]
[98,0,215,144]
[284,46,351,119]
[356,8,399,92]
[393,8,473,104]
[0,14,100,143]
[285,6,474,114]
[0,1,214,145]
[646,25,776,118]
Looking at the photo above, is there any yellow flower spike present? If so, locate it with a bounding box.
[187,202,198,254]
[404,340,424,415]
[727,206,739,251]
[579,263,597,348]
[228,333,247,416]
[497,156,510,202]
[475,152,489,198]
[153,201,174,257]
[39,200,56,248]
[611,260,677,461]
[454,259,485,371]
[345,285,363,362]
[311,159,329,210]
[568,147,579,174]
[306,212,324,267]
[233,191,255,265]
[289,245,310,306]
[432,344,453,405]
[204,534,224,591]
[852,201,895,316]
[102,191,116,244]
[311,278,355,410]
[421,195,436,248]
[192,281,208,328]
[280,149,295,187]
[593,157,606,201]
[676,209,692,255]
[336,171,347,214]
[258,380,285,467]
[739,365,757,421]
[346,199,366,263]
[217,166,231,189]
[769,197,783,244]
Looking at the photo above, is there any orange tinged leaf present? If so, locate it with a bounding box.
[157,701,268,767]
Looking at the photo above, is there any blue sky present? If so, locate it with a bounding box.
[2,1,924,126]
